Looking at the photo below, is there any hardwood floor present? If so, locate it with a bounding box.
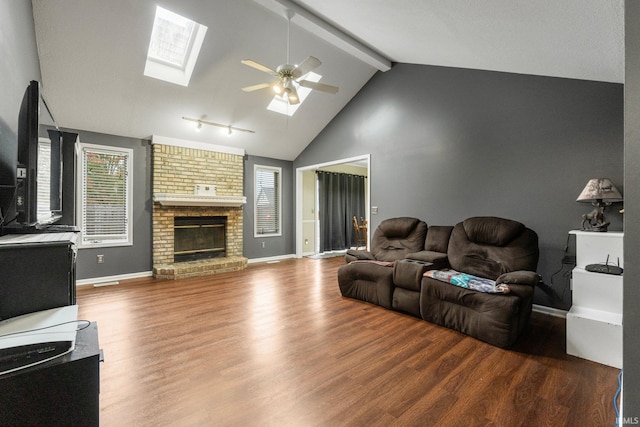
[77,257,619,426]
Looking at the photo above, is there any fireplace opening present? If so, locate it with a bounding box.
[174,216,226,262]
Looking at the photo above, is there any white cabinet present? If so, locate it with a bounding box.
[566,230,623,368]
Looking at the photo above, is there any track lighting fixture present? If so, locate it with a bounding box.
[182,117,255,134]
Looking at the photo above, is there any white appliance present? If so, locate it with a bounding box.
[0,305,79,375]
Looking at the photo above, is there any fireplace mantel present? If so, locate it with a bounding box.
[153,194,246,207]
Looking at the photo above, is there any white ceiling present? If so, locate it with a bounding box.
[31,0,624,161]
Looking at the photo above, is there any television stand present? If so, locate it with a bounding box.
[1,223,79,234]
[0,322,102,425]
[36,223,80,233]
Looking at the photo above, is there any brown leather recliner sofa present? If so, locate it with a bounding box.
[339,217,429,310]
[337,216,540,348]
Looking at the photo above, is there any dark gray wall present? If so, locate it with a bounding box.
[294,63,624,310]
[624,0,640,418]
[0,0,42,218]
[73,130,152,280]
[243,155,294,259]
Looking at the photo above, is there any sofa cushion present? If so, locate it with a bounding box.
[462,217,524,246]
[447,217,539,280]
[425,225,454,253]
[370,217,428,262]
[377,217,421,238]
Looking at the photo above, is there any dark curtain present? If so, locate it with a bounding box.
[317,171,366,252]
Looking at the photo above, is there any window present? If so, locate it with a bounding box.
[143,6,207,86]
[254,165,281,237]
[77,143,133,247]
[36,137,62,224]
[36,138,52,220]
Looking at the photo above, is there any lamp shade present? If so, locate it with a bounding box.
[576,178,623,203]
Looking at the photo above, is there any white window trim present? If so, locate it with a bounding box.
[143,6,207,87]
[76,142,133,248]
[254,164,282,238]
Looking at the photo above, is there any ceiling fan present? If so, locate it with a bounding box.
[241,10,339,105]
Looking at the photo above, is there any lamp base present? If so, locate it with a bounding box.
[582,222,610,232]
[581,205,610,232]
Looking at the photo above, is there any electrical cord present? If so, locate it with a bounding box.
[549,234,576,301]
[0,319,91,339]
[614,369,622,426]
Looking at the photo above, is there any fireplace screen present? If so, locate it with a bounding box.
[174,216,226,262]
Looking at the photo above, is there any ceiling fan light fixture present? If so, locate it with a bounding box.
[283,78,294,92]
[273,82,284,94]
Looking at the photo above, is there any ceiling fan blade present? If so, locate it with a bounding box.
[241,59,277,75]
[298,80,339,94]
[242,83,272,92]
[292,56,321,77]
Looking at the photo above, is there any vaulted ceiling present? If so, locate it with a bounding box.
[31,0,623,161]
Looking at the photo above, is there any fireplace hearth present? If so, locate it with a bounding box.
[174,216,226,262]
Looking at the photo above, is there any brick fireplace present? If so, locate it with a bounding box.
[151,137,248,280]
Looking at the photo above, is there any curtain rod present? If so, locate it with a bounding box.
[315,170,367,178]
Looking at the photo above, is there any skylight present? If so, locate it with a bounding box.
[144,6,207,86]
[267,72,322,116]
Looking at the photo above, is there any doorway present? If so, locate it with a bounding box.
[295,155,370,258]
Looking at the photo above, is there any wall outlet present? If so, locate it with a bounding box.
[97,254,104,264]
[261,242,266,248]
[372,206,379,215]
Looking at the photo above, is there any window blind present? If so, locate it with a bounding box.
[255,166,280,236]
[79,145,132,245]
[36,140,51,220]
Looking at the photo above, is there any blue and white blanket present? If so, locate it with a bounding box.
[424,269,510,294]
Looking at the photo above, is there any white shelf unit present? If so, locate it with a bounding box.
[566,230,623,368]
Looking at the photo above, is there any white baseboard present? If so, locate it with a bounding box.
[532,304,567,318]
[76,271,153,287]
[247,254,296,264]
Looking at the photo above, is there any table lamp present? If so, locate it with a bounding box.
[576,178,623,232]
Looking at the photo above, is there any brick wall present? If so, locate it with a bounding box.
[152,143,245,269]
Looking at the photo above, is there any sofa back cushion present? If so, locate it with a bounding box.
[447,217,539,279]
[371,217,427,262]
[425,225,454,253]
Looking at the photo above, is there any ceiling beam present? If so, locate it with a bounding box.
[253,0,392,72]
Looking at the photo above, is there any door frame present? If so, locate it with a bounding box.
[295,154,370,258]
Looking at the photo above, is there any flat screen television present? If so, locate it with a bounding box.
[14,80,62,227]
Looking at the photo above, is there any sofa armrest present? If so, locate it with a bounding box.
[496,270,541,287]
[502,283,535,302]
[405,251,448,269]
[345,249,375,263]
